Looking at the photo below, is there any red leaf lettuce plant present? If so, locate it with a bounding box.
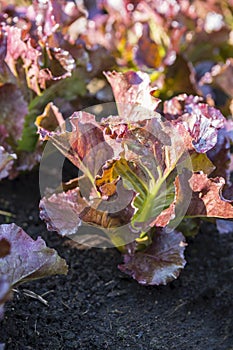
[82,0,233,113]
[0,0,115,179]
[37,70,233,286]
[1,0,233,179]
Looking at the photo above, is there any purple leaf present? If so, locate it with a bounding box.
[216,219,233,234]
[4,24,76,94]
[3,25,43,94]
[119,229,186,285]
[182,173,233,219]
[0,276,10,320]
[37,110,113,179]
[4,26,27,71]
[207,125,232,180]
[104,70,161,121]
[0,83,28,141]
[164,94,225,153]
[0,223,68,319]
[33,0,85,41]
[0,240,11,320]
[33,0,61,40]
[40,188,87,237]
[0,223,68,284]
[40,182,136,243]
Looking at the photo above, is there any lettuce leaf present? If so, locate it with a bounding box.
[216,219,233,234]
[176,172,233,219]
[118,229,186,285]
[104,70,161,121]
[0,223,68,319]
[164,94,225,153]
[0,276,10,321]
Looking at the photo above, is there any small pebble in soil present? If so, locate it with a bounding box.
[136,330,144,339]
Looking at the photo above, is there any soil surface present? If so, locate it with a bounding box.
[0,171,233,350]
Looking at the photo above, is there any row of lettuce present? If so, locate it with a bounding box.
[0,0,233,320]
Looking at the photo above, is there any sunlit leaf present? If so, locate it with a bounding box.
[119,229,186,285]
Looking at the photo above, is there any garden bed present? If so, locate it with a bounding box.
[0,171,232,350]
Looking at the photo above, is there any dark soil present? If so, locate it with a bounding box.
[0,171,233,350]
